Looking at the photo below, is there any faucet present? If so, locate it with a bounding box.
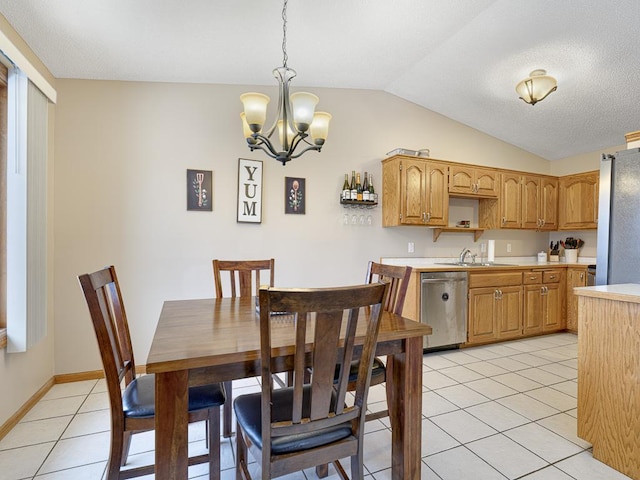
[459,248,472,264]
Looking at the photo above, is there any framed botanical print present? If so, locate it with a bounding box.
[285,177,305,214]
[187,169,212,211]
[237,158,263,223]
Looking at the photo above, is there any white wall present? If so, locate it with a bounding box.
[53,80,554,374]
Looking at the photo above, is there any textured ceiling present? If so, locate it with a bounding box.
[1,0,639,160]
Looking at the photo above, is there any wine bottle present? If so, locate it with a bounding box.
[350,170,357,201]
[362,171,370,201]
[342,174,350,200]
[369,173,376,203]
[356,173,363,201]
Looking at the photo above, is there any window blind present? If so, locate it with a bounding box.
[6,68,48,352]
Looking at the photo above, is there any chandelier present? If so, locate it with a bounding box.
[516,69,557,105]
[240,0,331,165]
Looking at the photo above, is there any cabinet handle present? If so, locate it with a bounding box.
[541,219,545,227]
[427,212,431,222]
[580,272,584,280]
[502,217,506,225]
[529,276,537,280]
[549,275,555,279]
[422,212,426,223]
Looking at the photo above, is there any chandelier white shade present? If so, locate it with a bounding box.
[516,69,557,105]
[240,1,331,165]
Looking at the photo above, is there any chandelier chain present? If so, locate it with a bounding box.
[281,0,288,68]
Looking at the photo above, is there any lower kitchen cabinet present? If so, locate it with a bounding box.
[523,270,564,335]
[467,272,523,345]
[467,269,565,346]
[566,266,587,332]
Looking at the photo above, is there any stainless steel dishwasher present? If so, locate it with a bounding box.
[420,271,468,350]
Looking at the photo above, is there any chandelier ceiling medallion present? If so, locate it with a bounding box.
[516,69,557,105]
[240,0,331,165]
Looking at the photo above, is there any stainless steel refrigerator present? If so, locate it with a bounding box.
[596,147,640,285]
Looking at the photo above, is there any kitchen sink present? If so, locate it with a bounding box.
[434,262,518,267]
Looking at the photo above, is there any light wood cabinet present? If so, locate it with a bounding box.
[522,176,541,229]
[558,171,599,229]
[467,272,523,345]
[521,176,558,231]
[449,165,499,198]
[382,156,448,227]
[540,177,559,230]
[480,173,558,231]
[523,269,564,335]
[499,172,522,229]
[566,266,587,332]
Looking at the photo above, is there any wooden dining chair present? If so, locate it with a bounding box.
[212,258,276,437]
[234,282,389,480]
[78,266,226,480]
[212,258,275,298]
[356,262,413,421]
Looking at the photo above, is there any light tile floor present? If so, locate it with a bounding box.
[0,333,633,479]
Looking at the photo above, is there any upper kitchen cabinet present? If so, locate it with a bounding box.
[522,175,559,231]
[480,173,558,231]
[382,156,448,227]
[558,171,599,229]
[449,165,499,198]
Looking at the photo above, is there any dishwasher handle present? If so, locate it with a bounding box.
[421,278,452,284]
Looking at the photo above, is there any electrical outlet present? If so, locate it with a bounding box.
[507,243,512,253]
[408,242,415,253]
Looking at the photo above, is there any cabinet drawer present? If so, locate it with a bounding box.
[469,272,523,289]
[543,270,561,283]
[523,272,542,284]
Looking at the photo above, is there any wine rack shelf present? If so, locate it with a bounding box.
[340,199,378,208]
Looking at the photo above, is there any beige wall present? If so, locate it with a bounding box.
[551,144,624,176]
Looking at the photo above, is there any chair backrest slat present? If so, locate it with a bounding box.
[365,261,413,315]
[78,266,137,417]
[258,283,388,451]
[212,259,275,298]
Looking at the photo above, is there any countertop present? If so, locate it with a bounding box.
[574,283,640,303]
[381,256,596,272]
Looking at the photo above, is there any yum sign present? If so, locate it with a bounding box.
[237,158,263,223]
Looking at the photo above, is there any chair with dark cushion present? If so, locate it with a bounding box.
[212,258,276,437]
[78,266,225,480]
[350,262,413,421]
[234,282,389,479]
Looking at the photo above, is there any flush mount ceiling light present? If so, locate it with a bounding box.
[240,0,332,166]
[516,69,558,105]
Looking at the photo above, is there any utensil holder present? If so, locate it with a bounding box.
[564,249,578,263]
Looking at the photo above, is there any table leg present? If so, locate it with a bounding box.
[155,370,189,480]
[388,336,422,480]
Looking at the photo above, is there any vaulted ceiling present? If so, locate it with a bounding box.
[1,0,639,160]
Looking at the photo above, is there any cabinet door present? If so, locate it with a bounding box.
[497,286,523,339]
[540,177,559,230]
[475,168,499,197]
[468,287,498,344]
[522,175,541,230]
[500,173,522,228]
[426,163,448,226]
[566,267,586,332]
[558,172,599,229]
[449,165,475,195]
[543,283,563,331]
[523,284,543,335]
[400,160,428,225]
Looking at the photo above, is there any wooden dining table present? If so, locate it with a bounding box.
[145,296,432,480]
